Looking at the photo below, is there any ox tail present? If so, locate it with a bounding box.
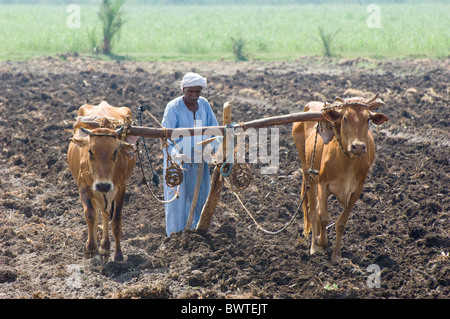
[301,180,311,238]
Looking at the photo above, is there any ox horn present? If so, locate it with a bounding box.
[367,92,385,110]
[366,92,379,104]
[335,96,346,104]
[80,126,93,135]
[115,126,125,136]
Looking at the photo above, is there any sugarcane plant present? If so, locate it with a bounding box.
[98,0,126,55]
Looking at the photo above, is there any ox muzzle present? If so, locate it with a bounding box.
[350,141,367,155]
[93,181,114,193]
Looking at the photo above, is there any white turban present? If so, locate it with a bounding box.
[180,72,207,90]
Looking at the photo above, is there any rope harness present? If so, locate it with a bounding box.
[161,132,184,188]
[136,106,181,203]
[220,124,236,178]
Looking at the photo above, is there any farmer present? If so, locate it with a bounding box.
[161,72,219,236]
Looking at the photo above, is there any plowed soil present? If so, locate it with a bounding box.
[0,55,448,299]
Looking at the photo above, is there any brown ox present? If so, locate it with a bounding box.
[292,93,388,264]
[67,101,136,261]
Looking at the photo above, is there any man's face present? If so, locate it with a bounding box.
[183,86,202,104]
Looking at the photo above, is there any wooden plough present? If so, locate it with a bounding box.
[79,103,325,234]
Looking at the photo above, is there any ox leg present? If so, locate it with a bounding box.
[332,208,350,264]
[297,179,309,245]
[80,186,99,257]
[99,211,111,258]
[307,183,323,255]
[332,183,364,264]
[111,189,125,261]
[317,184,330,249]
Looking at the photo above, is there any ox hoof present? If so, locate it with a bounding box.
[318,237,328,248]
[331,252,341,264]
[98,247,111,257]
[87,254,107,267]
[295,234,305,247]
[314,235,328,248]
[114,251,124,262]
[310,243,325,256]
[83,246,98,259]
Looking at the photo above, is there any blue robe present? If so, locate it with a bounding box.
[161,96,219,236]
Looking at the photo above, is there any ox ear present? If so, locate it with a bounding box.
[317,122,335,144]
[70,136,89,148]
[120,142,136,158]
[125,135,138,146]
[370,112,389,125]
[322,108,341,123]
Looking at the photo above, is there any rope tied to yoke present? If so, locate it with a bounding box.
[219,122,252,191]
[138,106,160,187]
[220,123,236,178]
[136,105,181,204]
[137,105,183,188]
[161,128,184,188]
[222,121,320,235]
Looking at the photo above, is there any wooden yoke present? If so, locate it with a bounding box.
[196,102,232,234]
[78,111,325,138]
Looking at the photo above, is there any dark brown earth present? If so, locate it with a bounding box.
[0,55,448,299]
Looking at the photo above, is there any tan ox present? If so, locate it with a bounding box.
[67,101,136,261]
[292,93,388,264]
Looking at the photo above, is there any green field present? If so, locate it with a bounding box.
[0,4,449,60]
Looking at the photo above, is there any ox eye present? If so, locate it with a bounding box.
[113,149,119,160]
[88,149,93,156]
